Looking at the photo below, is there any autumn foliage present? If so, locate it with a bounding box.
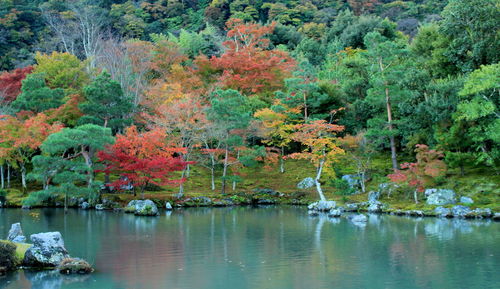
[0,66,34,103]
[209,19,295,95]
[97,126,191,197]
[388,144,447,193]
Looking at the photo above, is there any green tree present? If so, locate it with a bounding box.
[207,89,252,194]
[79,72,133,131]
[28,124,114,210]
[440,0,500,72]
[363,31,411,171]
[11,73,65,113]
[33,51,90,94]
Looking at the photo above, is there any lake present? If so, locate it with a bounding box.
[0,207,499,289]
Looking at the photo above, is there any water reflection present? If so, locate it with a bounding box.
[0,207,498,289]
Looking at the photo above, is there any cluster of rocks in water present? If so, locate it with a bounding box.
[307,186,499,220]
[0,223,93,276]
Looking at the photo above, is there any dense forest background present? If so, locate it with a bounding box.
[0,0,498,206]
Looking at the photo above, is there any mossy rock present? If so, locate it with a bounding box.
[58,258,93,274]
[0,240,20,271]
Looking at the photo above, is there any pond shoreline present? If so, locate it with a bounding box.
[1,200,499,220]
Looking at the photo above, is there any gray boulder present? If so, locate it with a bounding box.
[328,208,344,217]
[471,208,492,218]
[434,206,451,218]
[23,232,69,268]
[425,189,456,205]
[297,177,315,189]
[165,202,173,210]
[341,174,360,188]
[460,196,474,204]
[308,200,336,212]
[367,201,383,213]
[127,200,159,216]
[80,202,90,210]
[7,223,26,243]
[493,213,500,221]
[95,204,105,210]
[451,205,471,218]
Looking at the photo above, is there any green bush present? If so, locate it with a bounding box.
[331,179,356,196]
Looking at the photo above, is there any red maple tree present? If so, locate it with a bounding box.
[97,126,192,198]
[388,144,447,203]
[0,66,34,103]
[209,19,295,95]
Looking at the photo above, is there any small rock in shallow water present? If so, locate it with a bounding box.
[308,200,336,212]
[127,199,159,216]
[451,205,471,218]
[7,223,26,243]
[165,202,173,210]
[367,201,382,213]
[493,213,500,220]
[328,208,343,217]
[95,204,105,210]
[58,258,93,274]
[471,208,492,218]
[460,196,474,204]
[80,202,90,210]
[435,206,451,218]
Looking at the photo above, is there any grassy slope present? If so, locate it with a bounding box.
[3,157,500,210]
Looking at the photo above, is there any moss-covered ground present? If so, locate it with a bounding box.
[2,157,499,211]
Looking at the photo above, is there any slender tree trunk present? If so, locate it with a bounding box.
[315,158,326,201]
[1,165,4,189]
[360,171,366,193]
[280,146,285,173]
[413,189,418,204]
[210,157,216,191]
[186,164,190,178]
[178,169,185,198]
[379,57,398,171]
[221,142,229,195]
[7,164,10,188]
[21,164,27,190]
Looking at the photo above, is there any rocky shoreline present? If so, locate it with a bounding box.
[0,223,93,277]
[1,183,498,220]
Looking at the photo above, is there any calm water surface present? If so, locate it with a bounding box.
[0,207,498,289]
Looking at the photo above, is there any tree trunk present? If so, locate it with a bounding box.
[210,157,216,191]
[315,158,326,201]
[360,171,366,193]
[413,189,418,204]
[221,143,229,195]
[21,164,27,190]
[7,164,10,188]
[379,57,398,171]
[280,146,285,173]
[178,168,186,198]
[186,164,190,178]
[1,165,4,189]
